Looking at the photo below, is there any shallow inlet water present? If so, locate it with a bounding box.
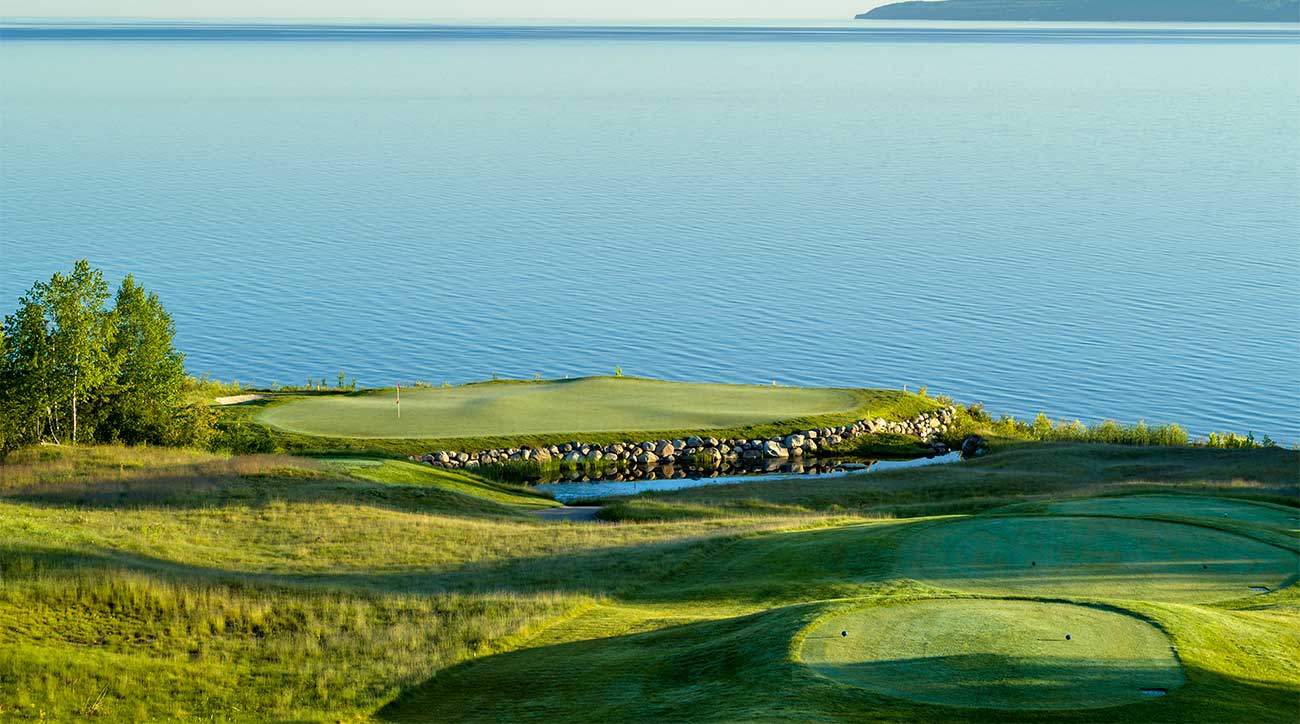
[1,22,1297,441]
[536,452,962,503]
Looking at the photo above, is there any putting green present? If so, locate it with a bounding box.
[801,599,1184,710]
[256,378,865,439]
[898,516,1298,603]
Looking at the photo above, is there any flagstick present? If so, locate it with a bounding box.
[396,382,401,420]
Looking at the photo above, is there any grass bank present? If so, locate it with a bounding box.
[0,441,1295,722]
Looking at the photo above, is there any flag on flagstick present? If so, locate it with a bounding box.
[396,382,401,419]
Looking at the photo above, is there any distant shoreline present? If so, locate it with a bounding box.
[2,21,1298,43]
[859,0,1300,23]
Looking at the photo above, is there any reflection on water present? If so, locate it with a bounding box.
[536,452,961,502]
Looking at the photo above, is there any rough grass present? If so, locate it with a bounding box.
[1,442,1296,723]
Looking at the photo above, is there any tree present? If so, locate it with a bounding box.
[2,261,210,451]
[44,260,116,445]
[0,285,58,446]
[0,327,12,453]
[104,275,187,444]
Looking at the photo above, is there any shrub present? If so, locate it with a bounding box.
[210,420,276,455]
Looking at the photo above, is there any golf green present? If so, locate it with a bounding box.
[897,516,1298,603]
[256,378,864,439]
[800,600,1184,710]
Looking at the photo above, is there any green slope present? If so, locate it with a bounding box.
[2,443,1297,722]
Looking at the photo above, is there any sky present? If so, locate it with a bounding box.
[0,1,891,21]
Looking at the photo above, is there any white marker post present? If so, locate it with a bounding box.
[396,382,401,420]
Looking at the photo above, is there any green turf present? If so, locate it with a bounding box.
[255,378,863,439]
[2,442,1298,722]
[800,599,1185,710]
[897,516,1298,603]
[1048,495,1300,534]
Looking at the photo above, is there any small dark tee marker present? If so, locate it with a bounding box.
[1065,634,1072,641]
[841,631,848,637]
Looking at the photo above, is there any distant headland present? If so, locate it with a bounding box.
[857,0,1300,22]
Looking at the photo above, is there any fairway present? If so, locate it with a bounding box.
[800,600,1185,710]
[897,516,1298,603]
[256,378,864,439]
[1048,495,1300,533]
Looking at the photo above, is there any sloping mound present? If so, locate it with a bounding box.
[897,516,1297,603]
[1048,496,1300,533]
[801,600,1184,710]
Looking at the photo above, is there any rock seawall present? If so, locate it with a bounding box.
[413,406,958,471]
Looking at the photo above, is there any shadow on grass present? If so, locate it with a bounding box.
[0,468,541,521]
[806,654,1185,710]
[0,525,739,598]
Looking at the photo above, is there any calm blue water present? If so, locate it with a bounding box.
[2,22,1298,440]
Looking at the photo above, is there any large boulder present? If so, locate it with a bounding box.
[762,440,789,458]
[695,448,723,466]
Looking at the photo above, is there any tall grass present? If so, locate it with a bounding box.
[0,552,578,722]
[952,405,1275,448]
[0,445,826,721]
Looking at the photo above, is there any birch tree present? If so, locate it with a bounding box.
[42,260,116,445]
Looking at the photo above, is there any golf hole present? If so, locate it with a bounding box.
[800,600,1185,710]
[1250,586,1270,593]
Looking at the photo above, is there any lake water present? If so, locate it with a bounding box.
[2,22,1298,441]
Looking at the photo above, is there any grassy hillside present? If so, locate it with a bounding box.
[1,442,1296,722]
